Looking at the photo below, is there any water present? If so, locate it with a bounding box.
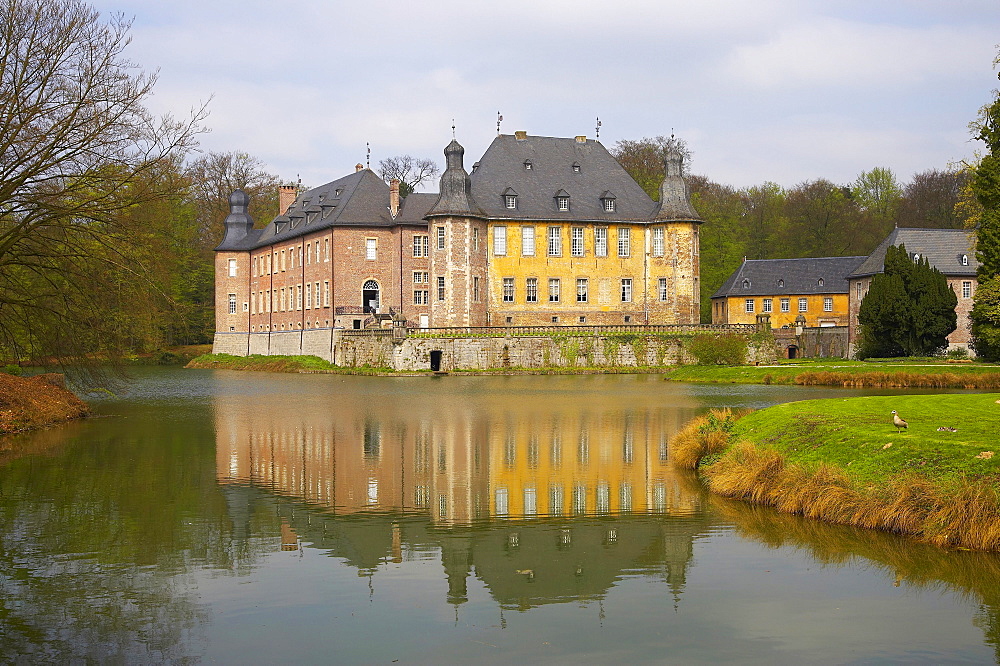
[1,368,997,663]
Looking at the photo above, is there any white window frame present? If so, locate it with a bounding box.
[228,293,237,314]
[503,277,515,303]
[365,238,377,260]
[780,297,790,313]
[762,298,772,313]
[549,278,560,303]
[437,226,446,250]
[963,281,972,298]
[621,278,632,303]
[595,227,608,257]
[557,196,569,211]
[505,195,517,209]
[413,235,428,257]
[522,226,535,256]
[604,198,616,212]
[658,277,668,301]
[823,297,833,312]
[526,277,538,303]
[493,226,507,256]
[652,227,664,257]
[617,227,630,258]
[571,227,584,257]
[437,276,445,301]
[745,298,755,313]
[577,278,588,303]
[798,297,808,312]
[548,226,561,256]
[228,259,237,277]
[414,290,428,305]
[324,281,330,307]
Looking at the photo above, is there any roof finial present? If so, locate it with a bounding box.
[366,142,370,169]
[596,117,601,140]
[497,111,503,136]
[452,119,456,139]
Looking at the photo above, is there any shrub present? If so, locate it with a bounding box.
[2,364,22,376]
[688,334,747,365]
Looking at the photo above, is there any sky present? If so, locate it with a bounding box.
[90,0,1000,191]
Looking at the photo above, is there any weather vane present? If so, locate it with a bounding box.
[452,119,456,139]
[366,142,370,169]
[595,117,601,140]
[497,111,503,135]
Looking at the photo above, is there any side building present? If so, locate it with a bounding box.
[710,256,866,328]
[847,227,978,355]
[213,132,705,356]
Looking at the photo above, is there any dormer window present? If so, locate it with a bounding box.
[307,211,318,224]
[503,187,518,210]
[554,189,570,212]
[962,254,969,266]
[334,188,343,198]
[818,278,824,287]
[523,160,533,171]
[777,279,784,288]
[600,191,617,212]
[913,253,920,263]
[742,279,751,289]
[572,162,581,173]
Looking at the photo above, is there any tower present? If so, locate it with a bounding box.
[213,190,255,351]
[653,141,703,324]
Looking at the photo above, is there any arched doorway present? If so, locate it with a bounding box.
[362,280,380,313]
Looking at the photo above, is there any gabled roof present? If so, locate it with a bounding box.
[849,228,978,278]
[712,256,867,299]
[396,192,437,224]
[469,134,657,222]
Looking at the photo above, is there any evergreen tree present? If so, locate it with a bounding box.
[858,244,957,357]
[971,52,1000,359]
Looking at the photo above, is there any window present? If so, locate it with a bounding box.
[493,226,507,255]
[780,297,790,312]
[621,278,632,302]
[526,277,538,303]
[503,277,515,303]
[742,279,751,289]
[524,160,533,171]
[413,271,427,284]
[652,228,664,257]
[549,278,561,303]
[473,276,481,302]
[571,227,584,257]
[798,297,808,312]
[228,259,237,277]
[963,281,973,298]
[818,278,825,287]
[325,238,330,261]
[824,297,833,312]
[473,227,479,251]
[962,254,969,266]
[557,196,569,211]
[576,278,588,303]
[595,228,608,257]
[413,235,428,257]
[572,162,581,173]
[365,238,377,260]
[228,293,237,314]
[280,287,286,311]
[617,227,630,257]
[305,283,312,309]
[658,277,668,301]
[603,197,616,212]
[913,253,920,263]
[763,298,772,313]
[856,281,862,298]
[505,194,517,209]
[522,226,535,256]
[437,227,445,250]
[306,243,311,265]
[414,290,428,305]
[745,299,755,313]
[323,281,330,307]
[548,226,562,256]
[437,276,445,301]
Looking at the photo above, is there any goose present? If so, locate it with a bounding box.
[891,410,908,433]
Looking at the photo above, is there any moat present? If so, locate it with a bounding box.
[1,369,997,663]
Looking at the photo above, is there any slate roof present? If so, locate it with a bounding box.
[396,192,437,224]
[469,134,658,222]
[848,228,978,278]
[712,256,867,299]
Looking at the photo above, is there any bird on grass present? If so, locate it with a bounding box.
[891,410,908,433]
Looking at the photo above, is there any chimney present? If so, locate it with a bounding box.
[278,185,297,216]
[514,130,527,140]
[355,163,365,172]
[389,179,400,217]
[575,135,587,143]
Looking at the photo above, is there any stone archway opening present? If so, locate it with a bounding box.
[362,280,380,313]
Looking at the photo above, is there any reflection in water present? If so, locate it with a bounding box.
[2,370,1000,662]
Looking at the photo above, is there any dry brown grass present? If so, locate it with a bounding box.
[795,370,1000,389]
[0,373,89,434]
[670,408,740,470]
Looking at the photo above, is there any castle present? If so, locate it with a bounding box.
[213,132,703,357]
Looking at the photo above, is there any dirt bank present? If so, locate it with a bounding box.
[0,373,90,435]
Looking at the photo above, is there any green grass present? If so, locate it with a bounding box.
[731,393,1000,486]
[185,354,393,374]
[666,359,1000,385]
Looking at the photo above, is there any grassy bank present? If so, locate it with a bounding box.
[185,353,394,374]
[673,394,1000,551]
[0,373,90,435]
[666,359,1000,388]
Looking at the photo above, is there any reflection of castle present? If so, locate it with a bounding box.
[212,376,712,609]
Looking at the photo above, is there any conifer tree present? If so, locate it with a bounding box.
[858,244,957,357]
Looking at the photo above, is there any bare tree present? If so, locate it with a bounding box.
[377,155,439,197]
[185,151,282,249]
[611,136,691,200]
[0,0,206,367]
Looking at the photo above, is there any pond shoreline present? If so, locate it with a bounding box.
[674,394,1000,551]
[0,373,90,435]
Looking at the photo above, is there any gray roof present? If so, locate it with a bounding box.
[849,228,978,278]
[215,190,256,251]
[712,256,867,299]
[469,134,658,222]
[426,139,486,219]
[396,192,437,224]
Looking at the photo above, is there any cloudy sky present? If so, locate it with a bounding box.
[91,0,1000,190]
